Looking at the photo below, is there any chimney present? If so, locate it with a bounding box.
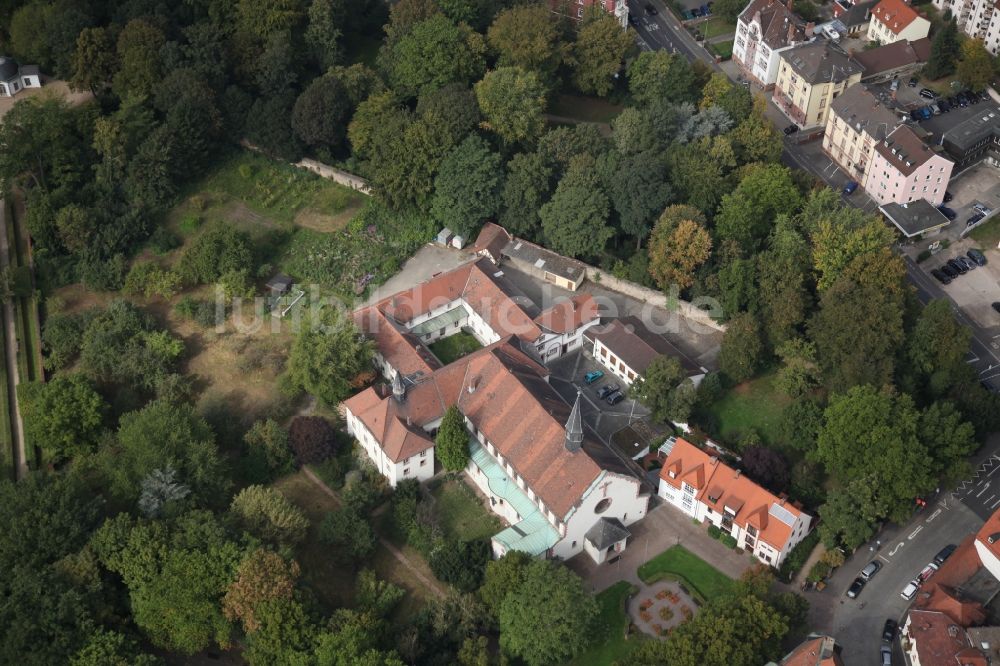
[565,391,584,452]
[735,469,741,478]
[806,21,815,37]
[392,372,406,402]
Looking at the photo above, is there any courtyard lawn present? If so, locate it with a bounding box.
[703,371,791,447]
[548,94,624,123]
[970,216,1000,248]
[637,545,734,602]
[429,331,483,365]
[708,40,734,60]
[700,16,735,38]
[431,477,503,542]
[570,582,643,666]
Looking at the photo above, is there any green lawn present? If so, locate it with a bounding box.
[548,94,624,123]
[970,216,1000,247]
[708,40,734,60]
[429,331,483,366]
[431,477,503,542]
[700,16,735,38]
[703,371,791,447]
[570,582,644,666]
[637,545,735,602]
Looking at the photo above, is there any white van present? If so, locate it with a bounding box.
[901,580,920,600]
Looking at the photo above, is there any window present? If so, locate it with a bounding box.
[572,540,577,548]
[420,459,426,467]
[403,468,410,476]
[577,6,583,16]
[595,498,612,514]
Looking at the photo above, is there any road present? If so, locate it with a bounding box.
[0,198,27,480]
[628,0,716,66]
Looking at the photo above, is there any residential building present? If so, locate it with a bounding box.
[902,610,991,665]
[853,37,931,82]
[551,0,629,26]
[975,505,1000,582]
[865,124,954,205]
[733,0,811,88]
[0,56,41,97]
[772,634,845,666]
[833,0,879,35]
[657,437,812,566]
[933,0,1000,53]
[880,200,952,237]
[773,40,863,129]
[587,316,706,387]
[822,83,900,182]
[868,0,931,44]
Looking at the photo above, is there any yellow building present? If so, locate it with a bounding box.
[773,40,864,130]
[822,84,900,183]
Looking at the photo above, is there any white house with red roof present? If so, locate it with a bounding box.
[868,0,930,44]
[658,437,812,566]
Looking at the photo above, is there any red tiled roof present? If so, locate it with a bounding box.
[589,316,701,377]
[871,0,922,34]
[473,222,511,264]
[659,438,806,550]
[343,387,436,462]
[354,307,441,378]
[534,294,600,334]
[781,635,844,666]
[905,610,987,666]
[975,506,1000,563]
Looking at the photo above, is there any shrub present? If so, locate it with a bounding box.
[229,485,309,545]
[806,560,830,583]
[429,539,491,592]
[42,311,93,371]
[777,529,821,582]
[242,419,293,483]
[179,214,202,235]
[721,534,738,549]
[342,467,385,513]
[288,416,337,465]
[123,262,181,299]
[916,249,932,263]
[319,507,376,562]
[149,226,181,254]
[707,524,722,539]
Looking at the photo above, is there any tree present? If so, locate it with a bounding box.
[355,569,405,617]
[757,220,812,346]
[436,405,471,471]
[286,307,373,406]
[383,0,443,48]
[40,310,88,370]
[628,51,701,106]
[539,155,613,259]
[647,205,711,291]
[113,19,165,99]
[388,14,487,97]
[818,481,880,549]
[70,27,115,95]
[17,374,105,462]
[222,549,300,633]
[633,356,698,423]
[176,222,254,286]
[479,550,531,615]
[243,419,294,483]
[773,338,820,398]
[667,140,732,215]
[70,629,157,666]
[741,446,789,491]
[957,38,994,91]
[475,67,547,145]
[245,597,319,666]
[107,400,227,507]
[571,13,636,96]
[924,18,960,79]
[700,72,753,120]
[713,0,746,21]
[920,400,978,484]
[778,398,824,454]
[714,164,802,254]
[498,560,598,665]
[719,313,764,383]
[499,151,553,238]
[487,5,565,80]
[417,82,481,144]
[306,0,344,69]
[429,539,490,591]
[319,507,376,561]
[907,298,971,390]
[598,149,674,247]
[138,466,192,518]
[431,135,505,238]
[293,75,352,153]
[730,97,783,164]
[236,0,308,38]
[810,214,895,291]
[230,485,310,546]
[289,416,338,465]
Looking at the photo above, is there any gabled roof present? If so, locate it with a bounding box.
[585,517,631,550]
[740,0,807,50]
[780,40,863,85]
[853,37,930,75]
[353,306,441,378]
[659,438,807,550]
[472,222,512,264]
[534,294,600,334]
[975,505,1000,564]
[874,124,949,176]
[588,316,702,377]
[343,387,436,462]
[779,634,844,666]
[905,610,987,666]
[0,56,18,80]
[870,0,923,34]
[834,0,878,27]
[829,84,900,140]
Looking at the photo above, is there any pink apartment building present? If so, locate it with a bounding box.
[863,124,954,206]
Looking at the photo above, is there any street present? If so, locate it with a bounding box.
[627,0,716,66]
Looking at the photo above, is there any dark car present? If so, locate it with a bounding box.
[957,256,977,271]
[909,109,922,121]
[930,268,951,284]
[843,181,859,195]
[944,190,954,202]
[964,89,980,102]
[934,544,958,565]
[908,76,918,87]
[947,258,968,275]
[691,6,702,15]
[919,88,938,99]
[596,384,619,399]
[882,618,898,642]
[968,248,988,266]
[847,577,866,598]
[783,124,799,135]
[628,12,638,23]
[700,3,710,14]
[938,205,957,220]
[938,99,951,112]
[993,302,1000,314]
[644,2,657,13]
[968,212,985,227]
[941,263,958,278]
[605,390,625,406]
[958,93,969,107]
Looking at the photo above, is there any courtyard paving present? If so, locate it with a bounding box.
[629,580,699,637]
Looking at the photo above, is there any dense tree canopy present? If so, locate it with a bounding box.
[286,307,373,406]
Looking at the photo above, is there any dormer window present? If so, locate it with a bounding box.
[668,470,676,478]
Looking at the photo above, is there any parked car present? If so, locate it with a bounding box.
[941,263,958,278]
[644,2,657,13]
[968,248,988,266]
[890,78,900,91]
[930,269,951,284]
[584,370,604,384]
[938,205,957,220]
[881,644,893,666]
[909,109,922,121]
[918,562,940,583]
[957,256,977,271]
[933,544,958,565]
[993,302,1000,314]
[882,618,898,642]
[596,384,619,399]
[860,560,883,580]
[944,190,954,202]
[919,88,938,99]
[931,103,941,115]
[908,76,918,87]
[783,124,799,135]
[847,577,866,598]
[947,258,968,275]
[700,3,711,14]
[964,89,980,103]
[690,6,702,15]
[682,9,693,18]
[968,213,985,226]
[974,203,992,215]
[843,181,859,195]
[919,106,933,120]
[939,99,951,112]
[692,30,703,40]
[901,579,920,600]
[605,390,625,406]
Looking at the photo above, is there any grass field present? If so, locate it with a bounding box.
[570,582,644,666]
[700,16,735,38]
[704,371,790,447]
[708,40,734,60]
[970,216,1000,247]
[548,94,624,123]
[428,331,483,365]
[637,545,735,602]
[430,477,503,542]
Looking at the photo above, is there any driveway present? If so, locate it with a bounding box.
[359,243,473,308]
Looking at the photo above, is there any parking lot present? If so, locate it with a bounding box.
[943,164,1000,235]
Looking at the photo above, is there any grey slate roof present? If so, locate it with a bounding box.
[781,40,863,84]
[739,0,807,50]
[585,517,631,550]
[0,57,18,80]
[564,391,584,451]
[829,84,899,140]
[879,199,950,238]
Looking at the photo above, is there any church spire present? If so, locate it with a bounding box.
[565,391,583,452]
[392,371,405,402]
